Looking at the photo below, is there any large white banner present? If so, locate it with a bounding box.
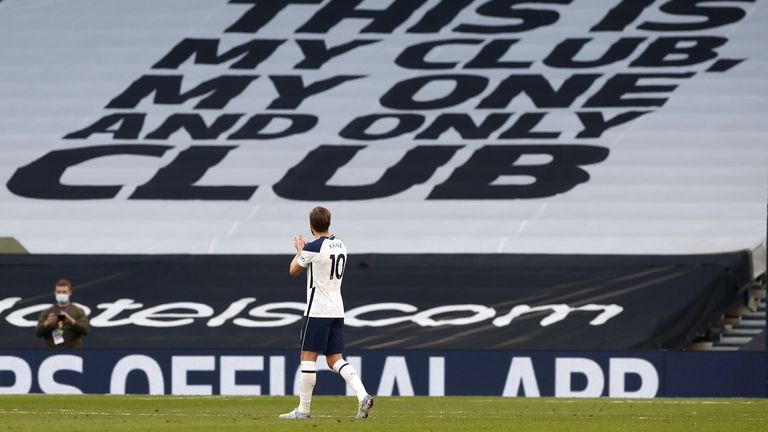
[0,0,766,254]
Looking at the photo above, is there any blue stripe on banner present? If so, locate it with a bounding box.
[0,350,764,397]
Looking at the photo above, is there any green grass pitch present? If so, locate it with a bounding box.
[1,395,765,431]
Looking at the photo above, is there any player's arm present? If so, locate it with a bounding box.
[289,234,307,276]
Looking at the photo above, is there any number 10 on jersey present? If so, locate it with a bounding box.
[329,254,346,280]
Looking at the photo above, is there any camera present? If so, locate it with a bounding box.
[57,314,65,321]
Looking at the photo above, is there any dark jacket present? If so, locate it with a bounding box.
[35,303,90,348]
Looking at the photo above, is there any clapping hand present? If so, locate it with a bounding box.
[293,234,307,253]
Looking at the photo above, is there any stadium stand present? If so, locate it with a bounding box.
[0,0,765,256]
[689,275,766,351]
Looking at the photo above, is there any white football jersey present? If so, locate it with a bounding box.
[296,235,347,318]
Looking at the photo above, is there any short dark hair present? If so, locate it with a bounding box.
[55,279,73,292]
[309,206,331,233]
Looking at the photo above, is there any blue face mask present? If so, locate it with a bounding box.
[55,293,70,304]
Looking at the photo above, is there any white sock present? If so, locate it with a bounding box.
[332,359,368,402]
[298,360,316,413]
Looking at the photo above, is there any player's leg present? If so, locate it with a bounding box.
[327,353,375,418]
[280,317,329,419]
[280,352,317,419]
[325,318,374,418]
[297,350,319,415]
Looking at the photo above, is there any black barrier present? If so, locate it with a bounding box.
[0,350,765,397]
[0,253,752,350]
